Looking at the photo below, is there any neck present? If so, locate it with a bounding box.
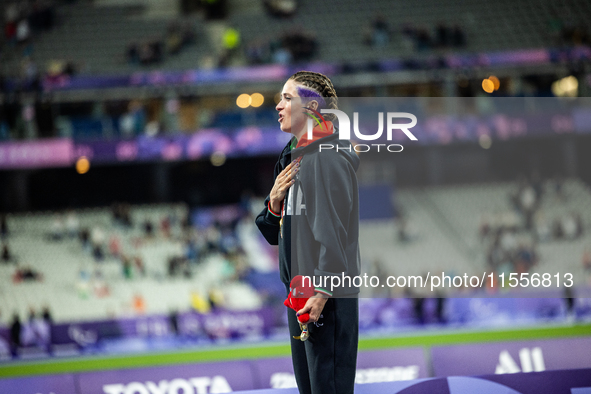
[291,127,307,142]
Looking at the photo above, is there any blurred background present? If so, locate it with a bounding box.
[0,0,591,391]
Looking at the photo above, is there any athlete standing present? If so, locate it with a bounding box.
[256,71,360,394]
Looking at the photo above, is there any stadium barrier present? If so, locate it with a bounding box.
[2,338,591,393]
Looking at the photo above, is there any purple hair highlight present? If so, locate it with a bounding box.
[296,86,326,108]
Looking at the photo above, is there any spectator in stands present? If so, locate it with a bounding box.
[126,42,140,64]
[268,31,320,65]
[41,306,52,325]
[181,20,196,46]
[368,15,390,47]
[16,16,31,46]
[204,224,221,253]
[281,30,317,63]
[150,39,164,63]
[519,184,537,230]
[401,23,417,50]
[1,242,14,263]
[66,210,79,239]
[533,211,552,242]
[515,242,537,271]
[92,268,110,297]
[208,288,225,310]
[133,256,146,277]
[76,267,91,298]
[79,227,91,253]
[184,237,199,262]
[131,39,163,65]
[20,56,41,92]
[479,215,491,241]
[531,171,544,201]
[13,265,43,282]
[169,310,179,335]
[112,203,121,224]
[120,101,146,138]
[157,19,196,58]
[510,177,540,231]
[63,60,77,77]
[112,203,127,227]
[202,0,227,20]
[218,26,241,67]
[143,219,154,238]
[29,0,55,33]
[0,214,7,239]
[161,216,171,238]
[109,235,121,258]
[181,209,191,232]
[519,183,537,211]
[271,41,292,65]
[49,214,64,241]
[4,3,19,45]
[167,256,177,277]
[553,174,566,201]
[561,213,578,240]
[29,309,50,347]
[246,37,270,65]
[120,256,131,279]
[551,212,584,240]
[413,297,425,325]
[582,249,591,273]
[239,190,254,216]
[44,59,77,89]
[24,307,35,323]
[166,20,183,55]
[220,228,238,254]
[90,226,105,248]
[561,286,575,321]
[435,293,446,324]
[121,204,133,228]
[451,25,466,48]
[401,22,466,53]
[553,217,564,240]
[500,229,517,251]
[91,227,105,261]
[415,26,433,51]
[0,112,9,140]
[167,256,190,278]
[41,306,53,345]
[263,0,297,18]
[9,313,21,355]
[561,25,591,47]
[575,213,584,238]
[435,23,451,48]
[487,241,503,272]
[132,294,146,314]
[547,10,564,45]
[397,216,412,243]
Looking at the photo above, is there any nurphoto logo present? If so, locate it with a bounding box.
[308,109,418,153]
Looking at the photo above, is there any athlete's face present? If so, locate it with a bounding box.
[276,79,308,139]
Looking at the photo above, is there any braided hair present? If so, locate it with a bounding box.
[289,71,338,122]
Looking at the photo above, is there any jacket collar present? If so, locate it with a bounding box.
[294,121,334,149]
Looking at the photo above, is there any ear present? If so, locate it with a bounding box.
[308,100,319,111]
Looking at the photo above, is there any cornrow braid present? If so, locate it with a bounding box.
[289,70,338,122]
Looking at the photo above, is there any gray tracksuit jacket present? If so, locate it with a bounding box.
[256,132,361,297]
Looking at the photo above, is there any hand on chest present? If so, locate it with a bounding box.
[284,158,306,217]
